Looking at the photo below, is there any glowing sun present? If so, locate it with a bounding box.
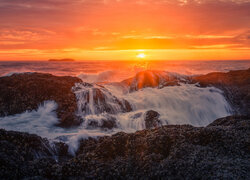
[137,53,146,59]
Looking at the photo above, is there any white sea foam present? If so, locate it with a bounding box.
[0,101,113,154]
[77,70,136,83]
[78,70,118,83]
[107,84,231,128]
[0,101,59,137]
[1,71,35,77]
[0,72,232,153]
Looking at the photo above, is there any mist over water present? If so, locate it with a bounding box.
[1,60,250,80]
[0,60,247,152]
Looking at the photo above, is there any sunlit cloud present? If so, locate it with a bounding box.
[191,44,242,49]
[0,0,249,60]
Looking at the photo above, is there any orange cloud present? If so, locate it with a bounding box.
[0,0,250,60]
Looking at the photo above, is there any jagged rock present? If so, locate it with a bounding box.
[144,110,162,129]
[0,116,249,179]
[193,68,250,115]
[0,73,82,127]
[0,129,57,179]
[63,115,250,179]
[0,129,72,179]
[0,69,250,179]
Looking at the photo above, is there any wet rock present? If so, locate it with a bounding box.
[207,115,250,127]
[131,112,143,119]
[144,110,162,129]
[53,142,73,161]
[74,83,132,115]
[0,129,57,179]
[0,116,250,179]
[87,115,117,130]
[0,73,82,127]
[0,129,55,160]
[193,68,250,115]
[91,88,126,114]
[0,129,74,179]
[121,70,187,92]
[66,115,250,179]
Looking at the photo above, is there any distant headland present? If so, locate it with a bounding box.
[48,58,75,62]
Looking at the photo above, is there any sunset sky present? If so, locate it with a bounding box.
[0,0,250,61]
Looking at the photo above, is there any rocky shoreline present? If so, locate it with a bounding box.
[0,69,249,128]
[0,68,249,179]
[0,115,249,179]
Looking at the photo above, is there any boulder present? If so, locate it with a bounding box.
[144,110,162,129]
[193,68,250,115]
[0,73,82,127]
[121,70,183,92]
[74,83,132,115]
[0,129,72,179]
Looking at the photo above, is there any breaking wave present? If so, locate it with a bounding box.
[78,71,119,83]
[0,70,232,153]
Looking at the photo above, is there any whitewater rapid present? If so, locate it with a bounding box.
[0,71,232,153]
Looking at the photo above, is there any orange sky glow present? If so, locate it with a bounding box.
[0,0,250,61]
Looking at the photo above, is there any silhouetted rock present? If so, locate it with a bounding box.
[144,110,162,129]
[193,68,250,115]
[0,73,82,127]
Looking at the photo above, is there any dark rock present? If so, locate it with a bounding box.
[87,115,117,130]
[53,142,73,161]
[144,110,162,129]
[63,115,250,179]
[74,83,132,115]
[193,68,250,115]
[131,112,143,119]
[0,73,82,127]
[0,129,73,179]
[0,116,250,179]
[207,115,250,127]
[0,129,57,179]
[0,129,55,160]
[90,87,128,114]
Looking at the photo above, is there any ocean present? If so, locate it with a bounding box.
[0,60,249,153]
[1,60,250,81]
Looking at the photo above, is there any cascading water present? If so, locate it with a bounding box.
[73,82,132,116]
[73,70,232,130]
[0,70,232,153]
